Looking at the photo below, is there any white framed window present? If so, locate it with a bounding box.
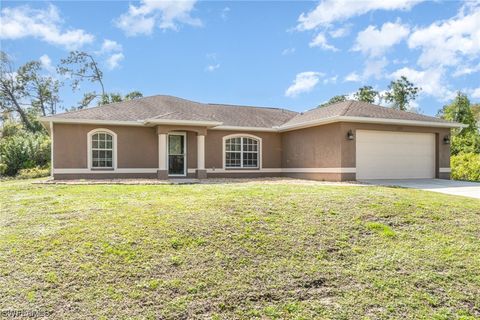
[87,129,117,170]
[223,135,261,169]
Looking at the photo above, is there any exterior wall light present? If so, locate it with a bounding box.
[347,130,354,140]
[443,135,450,144]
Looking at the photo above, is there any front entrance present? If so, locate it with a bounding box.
[168,133,186,176]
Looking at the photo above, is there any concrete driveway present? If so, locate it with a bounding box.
[360,179,480,199]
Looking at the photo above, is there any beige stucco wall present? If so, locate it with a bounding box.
[53,124,158,168]
[281,123,343,168]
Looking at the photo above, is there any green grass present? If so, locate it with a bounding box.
[1,179,479,319]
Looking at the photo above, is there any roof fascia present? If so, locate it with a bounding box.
[210,125,278,132]
[276,116,466,131]
[39,117,146,126]
[39,115,466,132]
[144,118,223,127]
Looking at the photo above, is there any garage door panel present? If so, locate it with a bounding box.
[356,130,435,179]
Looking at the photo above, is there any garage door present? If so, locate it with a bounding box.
[356,130,435,179]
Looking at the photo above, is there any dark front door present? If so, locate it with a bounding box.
[168,133,186,176]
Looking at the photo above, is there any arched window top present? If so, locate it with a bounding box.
[223,134,261,169]
[87,129,117,170]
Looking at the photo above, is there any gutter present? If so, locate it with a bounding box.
[143,118,223,127]
[39,115,466,132]
[275,116,467,132]
[39,117,145,127]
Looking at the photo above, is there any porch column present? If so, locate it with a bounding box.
[157,133,168,179]
[196,134,207,179]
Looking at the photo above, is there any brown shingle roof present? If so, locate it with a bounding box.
[46,96,457,129]
[50,95,297,128]
[280,100,453,127]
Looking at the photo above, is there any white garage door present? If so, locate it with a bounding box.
[356,130,435,179]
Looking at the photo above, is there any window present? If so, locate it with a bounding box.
[225,136,259,168]
[91,132,113,168]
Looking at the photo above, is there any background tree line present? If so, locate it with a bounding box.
[318,76,420,111]
[0,50,142,177]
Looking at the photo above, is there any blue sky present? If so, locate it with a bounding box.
[1,0,479,115]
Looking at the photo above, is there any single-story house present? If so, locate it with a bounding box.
[40,95,464,181]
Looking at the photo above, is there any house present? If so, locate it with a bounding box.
[39,95,464,181]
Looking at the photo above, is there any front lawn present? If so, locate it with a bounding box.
[0,180,479,319]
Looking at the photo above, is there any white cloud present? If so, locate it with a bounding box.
[408,4,480,68]
[471,87,480,99]
[221,7,230,20]
[353,21,410,57]
[345,59,388,82]
[282,47,296,55]
[205,52,220,72]
[344,72,360,82]
[106,53,124,70]
[309,33,338,51]
[297,0,422,30]
[96,39,124,70]
[390,67,455,101]
[205,64,220,72]
[285,71,323,97]
[0,4,94,49]
[39,54,55,73]
[329,24,351,38]
[453,63,480,77]
[100,39,122,53]
[363,58,388,80]
[116,0,201,36]
[323,75,338,84]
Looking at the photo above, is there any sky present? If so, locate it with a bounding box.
[1,0,479,116]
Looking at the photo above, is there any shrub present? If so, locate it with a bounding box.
[451,153,480,182]
[17,166,50,179]
[0,131,50,176]
[451,131,480,155]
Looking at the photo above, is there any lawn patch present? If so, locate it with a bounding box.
[0,180,479,319]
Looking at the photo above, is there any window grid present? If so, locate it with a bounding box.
[225,137,259,168]
[92,132,113,168]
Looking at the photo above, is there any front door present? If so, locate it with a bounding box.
[168,133,186,176]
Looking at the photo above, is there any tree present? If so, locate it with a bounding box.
[125,91,143,101]
[1,52,37,131]
[384,76,421,111]
[97,91,144,106]
[471,103,480,124]
[18,61,61,116]
[318,95,347,108]
[438,92,480,156]
[437,92,477,133]
[99,93,122,105]
[354,86,378,104]
[58,51,105,109]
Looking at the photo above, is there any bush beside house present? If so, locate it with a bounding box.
[0,122,50,178]
[451,153,480,182]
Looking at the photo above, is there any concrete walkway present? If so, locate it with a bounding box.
[361,179,480,199]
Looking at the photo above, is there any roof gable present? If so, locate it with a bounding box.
[48,95,297,128]
[280,100,452,128]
